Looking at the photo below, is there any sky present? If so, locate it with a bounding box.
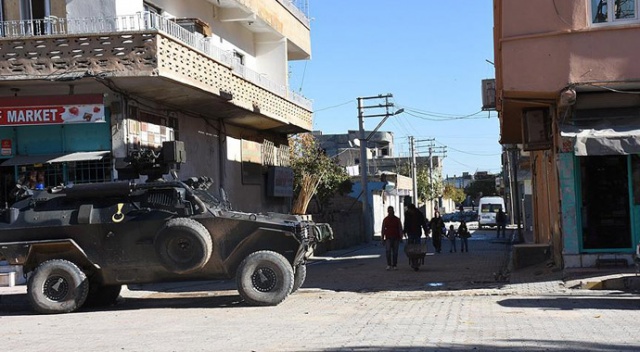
[288,0,500,179]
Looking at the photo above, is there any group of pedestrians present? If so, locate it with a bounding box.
[381,203,473,270]
[445,220,471,253]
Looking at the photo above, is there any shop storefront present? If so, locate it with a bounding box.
[560,118,640,265]
[0,94,111,205]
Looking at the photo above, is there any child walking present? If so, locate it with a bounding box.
[458,220,470,252]
[447,224,457,253]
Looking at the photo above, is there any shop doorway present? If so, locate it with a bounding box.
[579,155,632,250]
[0,168,16,207]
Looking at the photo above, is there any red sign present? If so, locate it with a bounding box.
[1,139,11,156]
[0,95,105,126]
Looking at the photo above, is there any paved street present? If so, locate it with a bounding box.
[1,230,639,351]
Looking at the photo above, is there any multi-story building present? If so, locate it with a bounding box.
[0,0,312,213]
[494,0,640,267]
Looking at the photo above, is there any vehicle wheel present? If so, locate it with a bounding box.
[291,264,307,293]
[83,283,122,307]
[155,218,213,274]
[27,259,89,314]
[236,250,294,306]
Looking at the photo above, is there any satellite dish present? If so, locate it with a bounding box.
[353,139,360,147]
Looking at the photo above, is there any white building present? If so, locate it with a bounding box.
[0,0,313,212]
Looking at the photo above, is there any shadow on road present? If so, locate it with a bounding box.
[498,295,640,310]
[306,339,640,352]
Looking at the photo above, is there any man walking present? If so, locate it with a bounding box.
[496,208,507,239]
[381,206,403,270]
[404,203,427,244]
[429,211,445,253]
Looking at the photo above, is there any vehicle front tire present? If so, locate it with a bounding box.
[83,283,122,307]
[291,264,307,293]
[236,250,294,306]
[155,218,213,274]
[27,259,89,314]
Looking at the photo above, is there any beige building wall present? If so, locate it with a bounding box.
[498,0,640,94]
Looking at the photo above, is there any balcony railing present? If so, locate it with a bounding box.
[0,12,312,111]
[276,0,310,28]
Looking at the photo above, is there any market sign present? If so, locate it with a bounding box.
[0,95,105,126]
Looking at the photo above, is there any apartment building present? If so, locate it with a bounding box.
[0,0,312,212]
[494,0,640,267]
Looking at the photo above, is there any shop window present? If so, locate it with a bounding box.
[18,163,63,190]
[580,155,632,249]
[67,156,112,184]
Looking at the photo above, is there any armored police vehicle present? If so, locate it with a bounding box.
[0,142,332,314]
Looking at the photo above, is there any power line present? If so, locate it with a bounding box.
[314,100,354,112]
[402,109,487,121]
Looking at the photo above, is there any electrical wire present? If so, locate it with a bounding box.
[314,100,354,112]
[583,83,640,95]
[402,108,487,121]
[298,60,308,93]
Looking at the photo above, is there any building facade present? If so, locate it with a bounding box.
[494,0,640,267]
[0,0,312,212]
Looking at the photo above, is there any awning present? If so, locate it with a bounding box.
[0,151,110,167]
[0,154,63,167]
[48,151,110,163]
[560,120,640,156]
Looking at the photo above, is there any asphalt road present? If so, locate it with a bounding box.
[1,230,639,352]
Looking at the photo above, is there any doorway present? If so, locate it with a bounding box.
[579,155,632,250]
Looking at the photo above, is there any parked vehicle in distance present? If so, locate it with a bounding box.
[442,211,477,223]
[0,142,333,314]
[477,196,506,229]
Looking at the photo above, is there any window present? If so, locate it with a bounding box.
[522,108,552,151]
[20,0,51,35]
[233,51,245,65]
[68,156,112,184]
[592,0,638,24]
[143,2,162,29]
[143,2,161,14]
[21,0,49,20]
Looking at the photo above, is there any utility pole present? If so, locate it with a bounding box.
[357,94,404,242]
[415,139,445,209]
[410,136,418,205]
[510,146,524,243]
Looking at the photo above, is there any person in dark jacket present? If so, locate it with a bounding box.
[458,220,471,252]
[429,211,445,253]
[496,208,507,239]
[403,203,427,244]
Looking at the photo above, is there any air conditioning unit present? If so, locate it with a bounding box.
[481,79,496,111]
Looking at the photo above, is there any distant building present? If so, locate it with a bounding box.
[315,130,443,187]
[443,172,474,189]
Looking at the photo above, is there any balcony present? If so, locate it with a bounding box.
[0,13,313,133]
